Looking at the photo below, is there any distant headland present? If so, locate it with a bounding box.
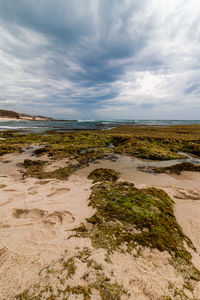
[0,109,53,121]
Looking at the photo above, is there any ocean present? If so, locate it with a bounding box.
[0,119,200,132]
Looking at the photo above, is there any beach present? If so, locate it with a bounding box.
[1,0,199,298]
[1,125,200,299]
[0,118,21,122]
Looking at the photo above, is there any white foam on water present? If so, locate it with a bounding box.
[0,126,40,129]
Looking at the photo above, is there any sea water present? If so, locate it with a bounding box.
[0,119,200,133]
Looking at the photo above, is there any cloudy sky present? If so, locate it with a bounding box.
[0,0,200,119]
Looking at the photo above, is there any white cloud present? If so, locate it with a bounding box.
[0,0,200,118]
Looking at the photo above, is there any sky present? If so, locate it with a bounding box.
[0,0,200,119]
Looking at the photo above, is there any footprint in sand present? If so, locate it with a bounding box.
[43,211,74,225]
[174,189,200,200]
[0,199,12,207]
[13,208,45,220]
[47,187,70,197]
[27,186,38,195]
[12,208,74,226]
[0,184,6,189]
[0,221,10,228]
[36,180,51,185]
[0,246,8,265]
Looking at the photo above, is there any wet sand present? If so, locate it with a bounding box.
[1,151,200,299]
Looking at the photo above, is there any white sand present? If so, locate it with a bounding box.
[0,117,21,122]
[1,152,200,299]
[0,151,94,298]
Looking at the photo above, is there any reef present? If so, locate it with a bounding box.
[0,124,200,163]
[0,125,200,182]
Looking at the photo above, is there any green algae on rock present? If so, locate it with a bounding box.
[110,124,200,158]
[1,124,200,161]
[23,159,47,178]
[23,159,77,180]
[88,168,120,183]
[0,144,22,156]
[77,181,199,280]
[153,162,200,175]
[113,137,184,160]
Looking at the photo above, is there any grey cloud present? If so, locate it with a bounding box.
[0,0,200,118]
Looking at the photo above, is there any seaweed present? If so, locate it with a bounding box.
[1,124,200,161]
[88,168,120,183]
[77,181,199,280]
[15,248,126,300]
[23,159,77,180]
[153,162,200,175]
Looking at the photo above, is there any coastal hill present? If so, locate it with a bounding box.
[0,109,53,121]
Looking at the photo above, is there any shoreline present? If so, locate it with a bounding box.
[0,117,52,122]
[1,121,200,137]
[0,117,22,122]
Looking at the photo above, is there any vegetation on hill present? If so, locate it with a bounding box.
[0,109,19,118]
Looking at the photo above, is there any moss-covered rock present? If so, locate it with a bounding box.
[153,162,200,175]
[0,144,22,156]
[1,124,200,162]
[77,181,199,280]
[23,159,77,180]
[88,168,120,183]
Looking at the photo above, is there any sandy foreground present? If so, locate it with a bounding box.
[1,150,200,299]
